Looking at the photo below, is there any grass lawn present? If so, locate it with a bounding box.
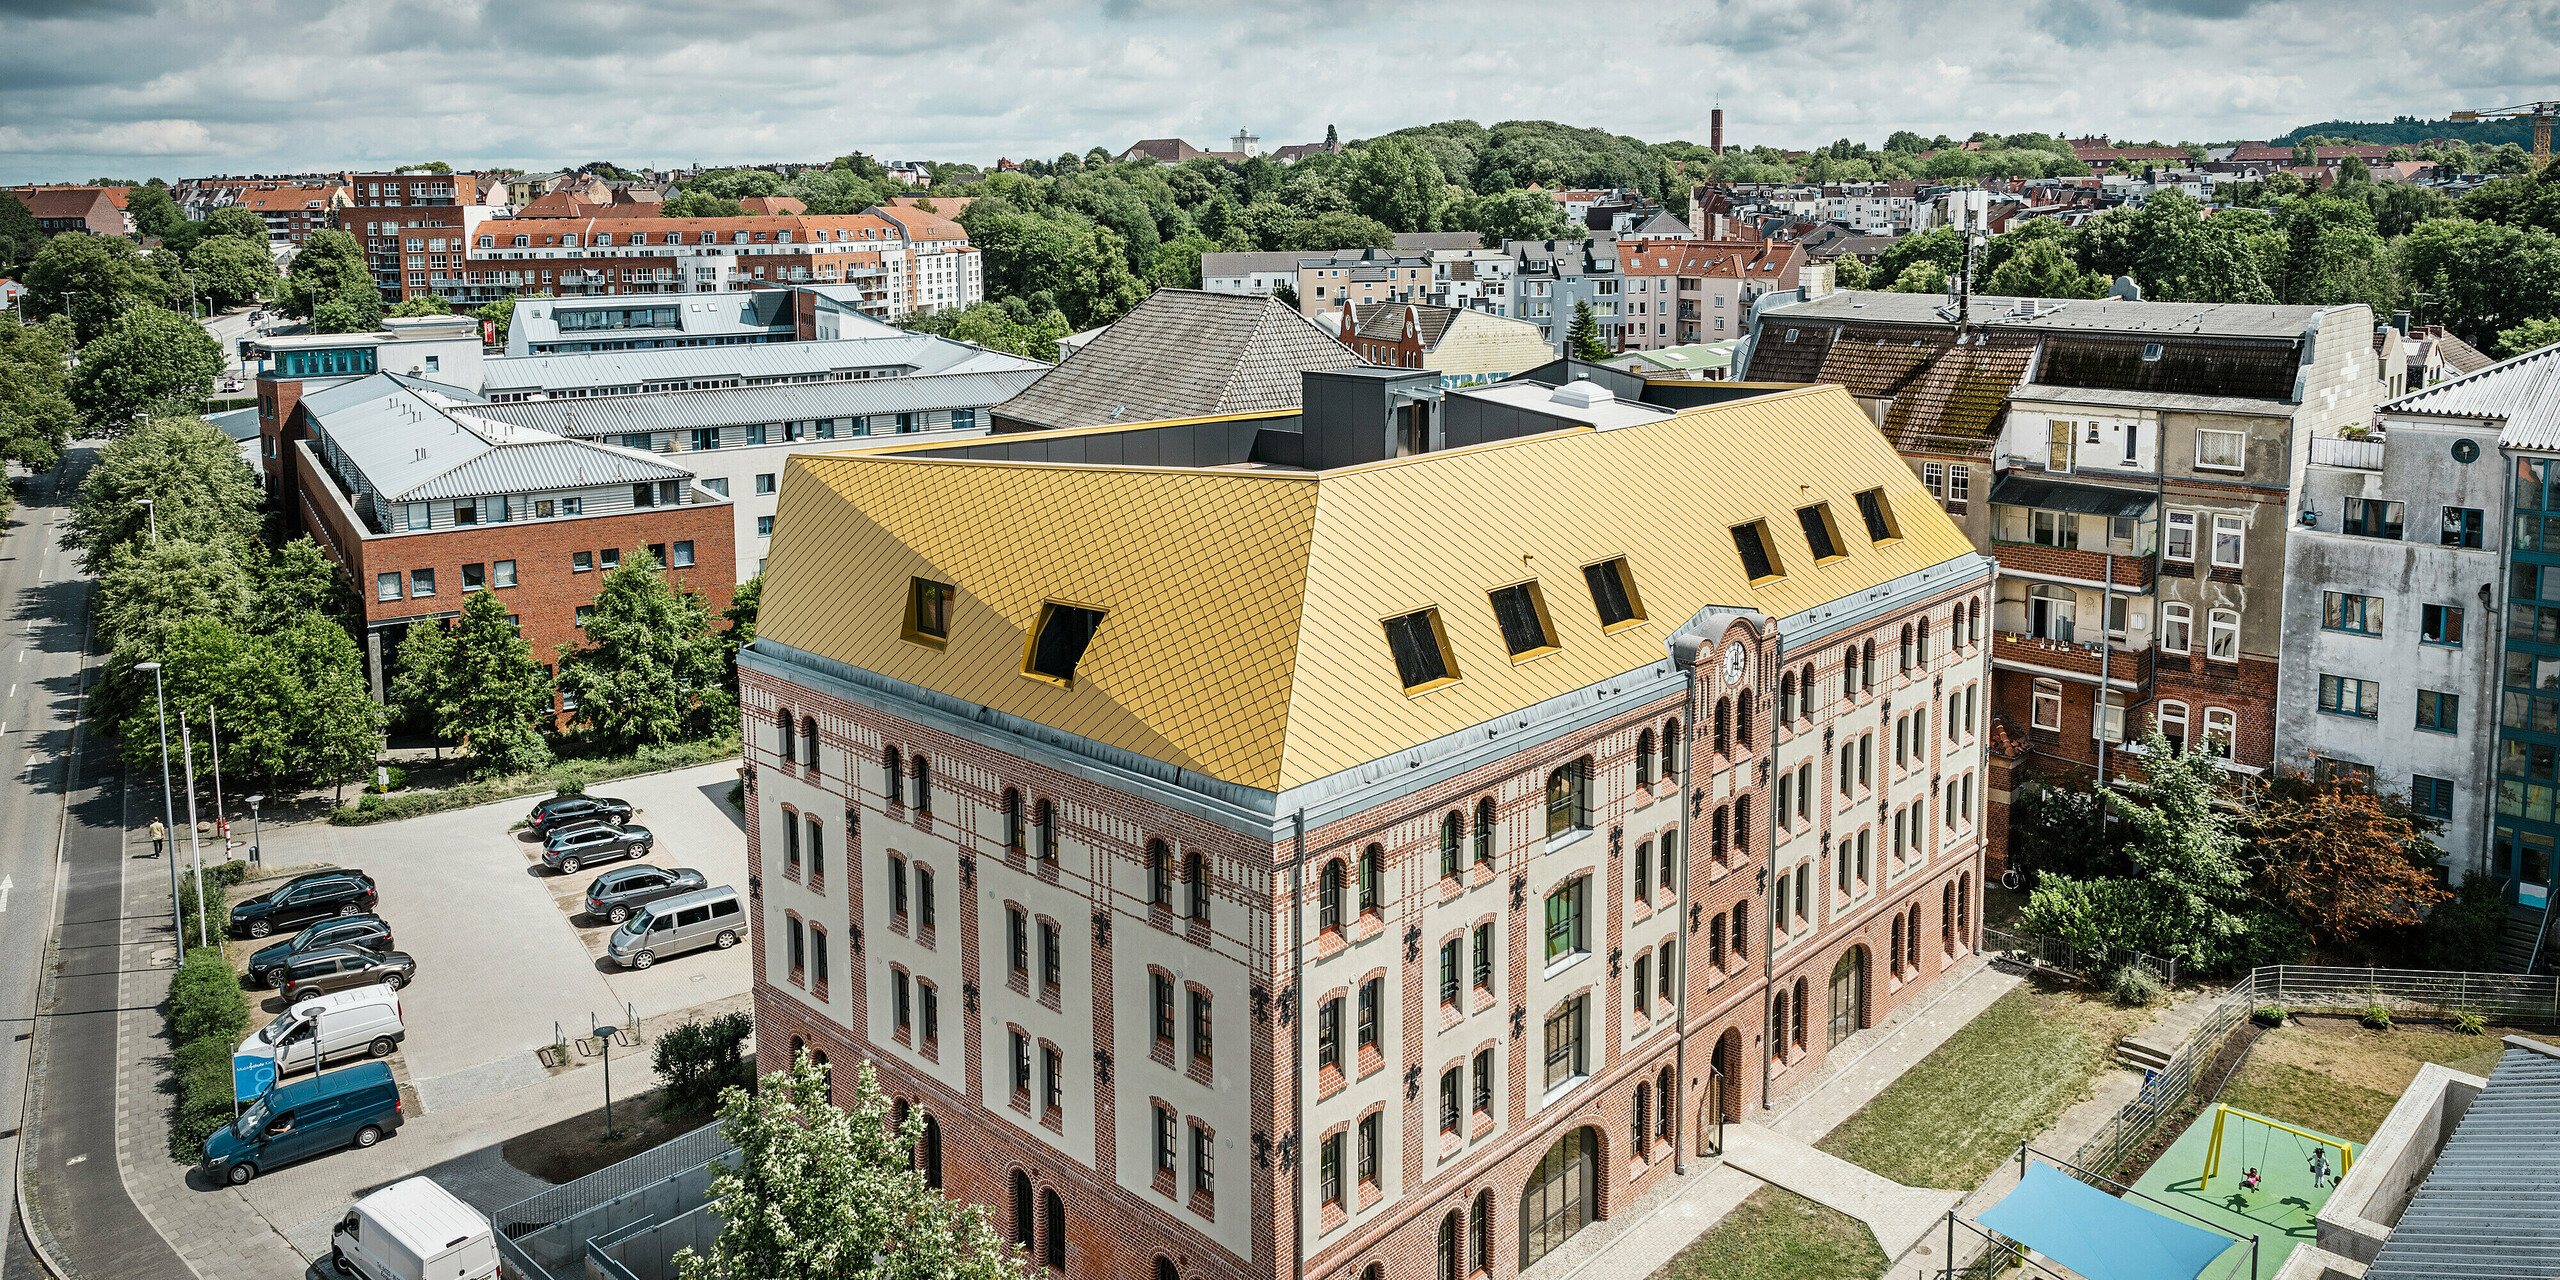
[1816,974,2150,1189]
[2215,1016,2514,1145]
[1643,1186,1884,1280]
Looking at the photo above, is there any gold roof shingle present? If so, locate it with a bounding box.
[758,385,1976,793]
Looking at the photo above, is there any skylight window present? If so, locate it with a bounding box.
[1855,488,1899,543]
[1796,504,1843,562]
[1732,522,1785,584]
[1383,609,1459,693]
[906,577,954,648]
[1583,558,1645,630]
[1023,602,1105,686]
[1488,582,1559,660]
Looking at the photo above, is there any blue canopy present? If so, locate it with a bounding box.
[1976,1163,2240,1280]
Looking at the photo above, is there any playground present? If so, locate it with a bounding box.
[2127,1104,2359,1279]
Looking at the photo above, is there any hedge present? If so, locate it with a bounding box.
[166,945,253,1159]
[328,735,740,827]
[173,858,250,950]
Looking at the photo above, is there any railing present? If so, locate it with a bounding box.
[494,1120,729,1238]
[1983,924,2177,989]
[2309,436,2386,471]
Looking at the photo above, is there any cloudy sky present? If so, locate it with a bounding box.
[2,0,2554,184]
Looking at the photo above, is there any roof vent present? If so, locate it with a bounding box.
[1552,379,1614,410]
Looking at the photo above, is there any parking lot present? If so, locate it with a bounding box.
[225,761,752,1105]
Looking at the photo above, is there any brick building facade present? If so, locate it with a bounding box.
[737,372,1992,1280]
[334,171,506,303]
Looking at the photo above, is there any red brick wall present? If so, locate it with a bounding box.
[1993,542,2152,589]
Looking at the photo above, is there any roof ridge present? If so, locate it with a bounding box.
[2388,338,2560,412]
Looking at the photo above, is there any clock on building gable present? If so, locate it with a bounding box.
[1721,641,1747,687]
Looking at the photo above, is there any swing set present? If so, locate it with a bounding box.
[2199,1104,2354,1192]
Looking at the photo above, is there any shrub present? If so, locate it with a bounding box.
[329,733,737,826]
[365,765,409,794]
[173,858,249,948]
[653,1009,755,1117]
[2253,1004,2289,1027]
[2422,875,2508,971]
[2452,1009,2488,1035]
[168,945,250,1046]
[165,945,254,1159]
[2109,963,2163,1007]
[171,1047,244,1159]
[2360,1001,2395,1031]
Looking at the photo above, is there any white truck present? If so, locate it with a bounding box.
[329,1177,498,1280]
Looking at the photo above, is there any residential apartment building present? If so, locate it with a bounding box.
[500,288,911,357]
[234,183,351,251]
[1503,237,1623,353]
[1297,249,1436,316]
[334,171,509,303]
[279,372,734,708]
[7,186,131,236]
[1427,248,1513,315]
[452,212,980,319]
[1202,251,1312,299]
[1616,241,1806,352]
[1743,291,2385,858]
[1329,302,1554,386]
[739,367,1991,1280]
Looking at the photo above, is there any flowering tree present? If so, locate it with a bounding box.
[2250,773,2450,944]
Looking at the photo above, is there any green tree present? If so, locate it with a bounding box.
[2497,315,2560,357]
[717,574,760,696]
[68,307,223,432]
[0,192,42,275]
[1566,299,1610,361]
[1886,260,1948,293]
[1344,137,1447,233]
[123,183,183,241]
[311,298,366,334]
[275,612,383,791]
[1868,227,1965,291]
[387,618,452,738]
[1149,231,1214,288]
[23,231,167,341]
[439,589,554,775]
[473,296,515,347]
[2276,196,2394,308]
[2399,217,2560,347]
[674,1053,1028,1280]
[1830,254,1871,290]
[661,191,746,219]
[198,205,269,243]
[184,234,276,309]
[63,413,264,574]
[281,228,382,328]
[1083,226,1147,326]
[257,537,360,626]
[553,547,722,749]
[1985,238,2107,299]
[680,169,784,201]
[0,315,77,470]
[387,294,451,317]
[94,536,256,658]
[1452,188,1573,245]
[1272,280,1300,310]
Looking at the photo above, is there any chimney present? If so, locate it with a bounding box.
[1711,108,1724,156]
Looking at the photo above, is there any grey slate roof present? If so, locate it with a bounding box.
[2386,341,2560,451]
[991,289,1364,431]
[1761,289,2339,339]
[466,368,1045,437]
[481,334,1042,397]
[301,374,690,503]
[2368,1042,2560,1280]
[1392,232,1487,252]
[1201,250,1311,278]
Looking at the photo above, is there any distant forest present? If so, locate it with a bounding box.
[2273,116,2537,148]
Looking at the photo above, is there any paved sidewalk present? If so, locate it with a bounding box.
[1719,1122,1961,1257]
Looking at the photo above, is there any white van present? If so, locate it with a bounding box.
[330,1176,497,1280]
[240,983,406,1073]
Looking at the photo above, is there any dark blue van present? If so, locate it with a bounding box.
[201,1061,403,1185]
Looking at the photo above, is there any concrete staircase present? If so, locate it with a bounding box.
[2114,989,2218,1072]
[2495,904,2549,974]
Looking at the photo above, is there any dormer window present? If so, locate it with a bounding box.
[906,577,954,648]
[1488,582,1558,660]
[1582,558,1644,630]
[1855,489,1899,543]
[1383,608,1459,693]
[1024,602,1105,686]
[1796,504,1844,562]
[1732,522,1785,584]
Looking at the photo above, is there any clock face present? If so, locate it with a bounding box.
[1722,642,1747,686]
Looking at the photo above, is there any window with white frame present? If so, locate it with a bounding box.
[2094,691,2126,743]
[2031,678,2063,731]
[2207,609,2240,661]
[2195,429,2245,471]
[2162,602,2193,654]
[2210,515,2244,569]
[2165,511,2195,562]
[1922,462,1944,499]
[2156,701,2189,753]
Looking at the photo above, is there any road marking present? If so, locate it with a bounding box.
[7,684,14,698]
[63,1154,83,1166]
[0,876,12,913]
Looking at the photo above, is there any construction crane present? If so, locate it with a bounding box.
[2451,101,2560,168]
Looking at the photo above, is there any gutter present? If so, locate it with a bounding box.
[1670,660,1698,1172]
[1289,809,1308,1280]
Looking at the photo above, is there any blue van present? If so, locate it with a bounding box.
[202,1061,403,1185]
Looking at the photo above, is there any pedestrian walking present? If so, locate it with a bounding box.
[148,818,165,858]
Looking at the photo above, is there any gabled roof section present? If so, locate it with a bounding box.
[300,374,690,503]
[991,289,1363,432]
[1757,324,2040,445]
[1351,302,1456,348]
[2386,340,2560,450]
[757,383,1978,792]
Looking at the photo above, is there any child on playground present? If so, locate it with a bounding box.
[2240,1167,2262,1191]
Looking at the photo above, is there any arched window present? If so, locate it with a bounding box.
[882,745,902,800]
[790,1034,805,1063]
[1635,728,1656,785]
[1779,670,1796,721]
[1033,799,1057,862]
[1441,811,1464,879]
[1042,1188,1066,1270]
[1012,1171,1035,1250]
[2157,701,2190,754]
[1709,911,1726,967]
[1771,984,1789,1053]
[1793,977,1810,1047]
[1862,639,1877,688]
[1801,664,1817,712]
[1158,1259,1180,1280]
[1362,1266,1383,1280]
[922,1113,943,1188]
[1736,692,1753,748]
[1917,617,1931,662]
[1842,651,1859,698]
[777,707,796,763]
[1146,839,1171,909]
[1359,844,1383,913]
[1713,697,1732,753]
[1907,904,1923,970]
[1520,1128,1599,1269]
[1710,805,1728,864]
[1474,797,1496,867]
[1659,831,1678,898]
[1631,1082,1651,1152]
[1958,872,1972,935]
[1545,761,1588,838]
[912,756,932,814]
[1731,902,1747,959]
[1890,913,1905,974]
[1900,623,1915,672]
[1439,1211,1461,1280]
[2202,706,2236,757]
[1319,860,1346,931]
[1473,1188,1493,1272]
[1656,1065,1676,1140]
[1662,718,1681,773]
[1634,840,1653,904]
[801,716,819,771]
[1003,789,1024,851]
[1180,850,1206,920]
[1732,795,1751,854]
[1944,881,1957,952]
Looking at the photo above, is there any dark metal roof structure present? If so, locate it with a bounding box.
[2368,1042,2560,1280]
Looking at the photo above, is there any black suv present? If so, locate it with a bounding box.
[583,865,708,924]
[229,870,378,939]
[527,794,634,835]
[247,915,396,987]
[541,823,653,874]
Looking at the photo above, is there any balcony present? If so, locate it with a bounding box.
[1990,541,2155,590]
[2309,436,2385,471]
[1993,632,2151,690]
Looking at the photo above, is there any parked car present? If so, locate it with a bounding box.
[247,915,395,987]
[230,869,378,939]
[277,946,416,1002]
[202,1060,402,1186]
[526,793,633,834]
[583,865,707,924]
[606,886,745,969]
[541,822,653,874]
[241,984,406,1074]
[331,1177,498,1280]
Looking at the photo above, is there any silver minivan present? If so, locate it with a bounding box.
[605,886,745,968]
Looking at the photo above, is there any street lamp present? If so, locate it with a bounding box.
[245,794,264,869]
[593,1022,621,1140]
[135,662,184,957]
[136,497,157,543]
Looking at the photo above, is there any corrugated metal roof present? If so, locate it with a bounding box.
[465,368,1045,437]
[758,383,1978,792]
[480,333,1041,395]
[2385,342,2560,451]
[300,374,690,502]
[1988,474,2156,518]
[2368,1043,2560,1280]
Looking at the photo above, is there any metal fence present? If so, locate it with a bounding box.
[1982,924,2178,990]
[494,1119,730,1238]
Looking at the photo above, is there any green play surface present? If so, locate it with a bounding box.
[2128,1106,2362,1280]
